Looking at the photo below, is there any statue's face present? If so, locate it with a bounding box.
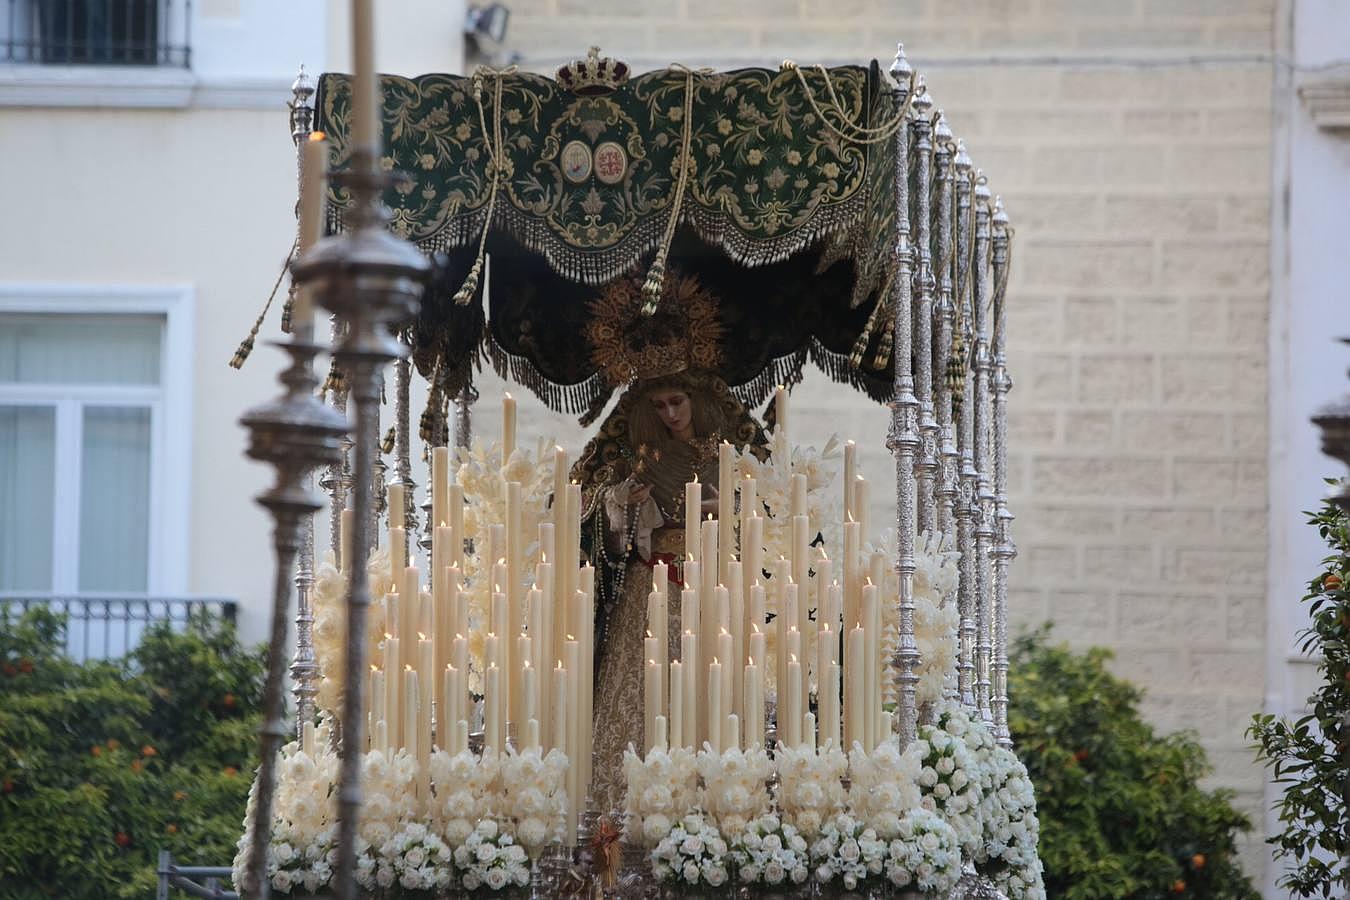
[648,389,693,437]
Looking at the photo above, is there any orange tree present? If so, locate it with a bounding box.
[0,608,263,899]
[1009,629,1258,899]
[1249,496,1349,897]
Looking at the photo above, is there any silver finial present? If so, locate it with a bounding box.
[889,42,913,90]
[992,196,1009,227]
[912,79,933,116]
[954,138,972,172]
[934,111,953,146]
[974,168,991,202]
[291,64,315,102]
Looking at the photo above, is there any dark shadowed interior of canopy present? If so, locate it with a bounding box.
[412,225,896,424]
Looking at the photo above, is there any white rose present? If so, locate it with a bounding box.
[271,870,293,892]
[375,865,395,888]
[936,756,955,776]
[839,838,861,863]
[935,782,951,800]
[919,768,938,788]
[484,867,508,890]
[475,843,496,863]
[703,863,727,887]
[764,860,785,884]
[682,861,700,883]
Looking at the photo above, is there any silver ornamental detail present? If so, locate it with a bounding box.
[933,115,958,548]
[972,175,995,725]
[990,200,1014,747]
[888,44,921,749]
[912,98,939,538]
[953,151,978,711]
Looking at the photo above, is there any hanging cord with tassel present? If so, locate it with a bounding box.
[782,61,914,146]
[229,237,299,369]
[454,66,515,305]
[640,65,702,315]
[946,169,978,414]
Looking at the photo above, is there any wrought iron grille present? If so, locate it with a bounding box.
[2,0,191,66]
[0,592,237,661]
[156,851,238,900]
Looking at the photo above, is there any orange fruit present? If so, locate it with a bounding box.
[1191,853,1206,869]
[1171,879,1186,893]
[141,745,156,758]
[1325,573,1343,591]
[115,832,131,848]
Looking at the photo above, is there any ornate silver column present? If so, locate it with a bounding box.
[971,175,995,725]
[393,355,418,542]
[887,46,921,748]
[454,384,477,449]
[294,109,430,900]
[990,199,1014,747]
[933,116,958,545]
[952,144,977,709]
[912,96,939,537]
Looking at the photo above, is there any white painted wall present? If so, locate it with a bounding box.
[1264,0,1350,893]
[0,1,465,644]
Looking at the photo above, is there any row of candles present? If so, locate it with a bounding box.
[335,390,894,840]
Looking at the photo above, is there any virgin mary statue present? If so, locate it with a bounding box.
[569,273,769,811]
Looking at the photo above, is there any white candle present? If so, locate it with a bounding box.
[502,393,517,462]
[846,626,865,751]
[824,661,841,751]
[443,664,460,751]
[681,632,697,750]
[506,481,524,729]
[654,714,667,752]
[418,636,433,762]
[518,634,533,728]
[384,637,400,747]
[564,640,580,844]
[522,660,537,743]
[718,441,734,585]
[743,516,763,607]
[350,0,379,148]
[552,446,568,528]
[804,710,816,752]
[855,476,870,547]
[670,659,685,749]
[785,655,801,749]
[862,582,878,751]
[551,661,567,753]
[685,478,701,563]
[708,658,723,754]
[774,385,789,436]
[644,647,659,754]
[724,712,739,752]
[404,666,419,761]
[449,483,465,574]
[402,565,420,670]
[717,629,733,724]
[485,665,501,754]
[370,666,385,740]
[744,658,761,748]
[843,520,860,630]
[843,440,856,521]
[432,445,450,527]
[340,508,354,576]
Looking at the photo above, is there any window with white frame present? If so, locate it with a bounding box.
[0,287,192,596]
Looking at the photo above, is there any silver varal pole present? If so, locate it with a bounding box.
[294,91,430,899]
[971,174,995,725]
[912,97,938,538]
[887,45,921,748]
[288,66,321,738]
[990,198,1014,747]
[953,142,977,710]
[933,115,958,546]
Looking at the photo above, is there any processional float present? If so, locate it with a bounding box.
[234,20,1030,900]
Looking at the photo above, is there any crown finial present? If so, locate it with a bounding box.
[911,76,933,116]
[889,42,913,90]
[974,169,991,202]
[557,46,630,95]
[291,65,314,101]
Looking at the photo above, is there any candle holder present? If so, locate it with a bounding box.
[294,132,430,898]
[237,338,348,897]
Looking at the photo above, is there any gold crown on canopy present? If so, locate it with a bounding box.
[587,271,723,386]
[557,46,630,96]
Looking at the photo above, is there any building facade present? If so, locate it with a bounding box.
[2,0,1347,893]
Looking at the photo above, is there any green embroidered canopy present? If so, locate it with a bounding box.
[314,59,903,418]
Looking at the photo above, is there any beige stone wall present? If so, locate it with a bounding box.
[491,0,1275,882]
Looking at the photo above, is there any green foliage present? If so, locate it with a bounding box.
[0,607,264,899]
[1248,496,1349,897]
[1009,629,1258,900]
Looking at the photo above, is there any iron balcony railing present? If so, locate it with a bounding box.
[0,592,237,661]
[2,0,191,66]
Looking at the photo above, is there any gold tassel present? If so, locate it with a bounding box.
[641,68,697,317]
[227,237,297,369]
[381,427,396,455]
[946,329,967,414]
[280,288,295,335]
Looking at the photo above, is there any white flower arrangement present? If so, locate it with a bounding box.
[428,747,502,847]
[773,742,847,838]
[728,813,811,887]
[358,747,419,851]
[695,743,773,839]
[452,819,531,892]
[847,736,922,840]
[976,745,1046,900]
[622,744,701,847]
[868,529,961,708]
[912,717,984,858]
[454,438,556,692]
[375,821,455,893]
[882,807,963,894]
[310,547,392,715]
[232,732,340,896]
[497,746,568,855]
[809,812,887,891]
[650,812,731,889]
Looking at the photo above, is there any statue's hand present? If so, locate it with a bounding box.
[628,481,653,506]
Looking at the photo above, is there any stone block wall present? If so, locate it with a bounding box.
[480,0,1276,882]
